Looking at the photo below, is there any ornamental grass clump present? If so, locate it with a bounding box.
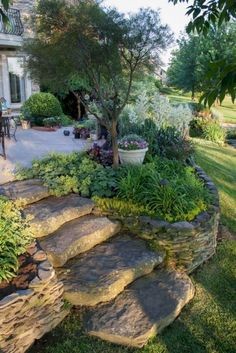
[118,134,148,150]
[0,197,33,282]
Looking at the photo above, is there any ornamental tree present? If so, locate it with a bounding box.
[24,0,172,165]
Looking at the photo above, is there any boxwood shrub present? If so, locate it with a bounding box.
[21,92,63,125]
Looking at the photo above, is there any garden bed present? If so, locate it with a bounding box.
[93,164,220,273]
[0,251,37,300]
[32,126,60,132]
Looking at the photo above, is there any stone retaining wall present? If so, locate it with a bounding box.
[0,243,69,353]
[95,165,220,273]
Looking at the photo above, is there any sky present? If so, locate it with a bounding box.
[103,0,190,67]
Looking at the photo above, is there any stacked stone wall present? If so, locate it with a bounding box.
[94,166,220,273]
[0,243,69,353]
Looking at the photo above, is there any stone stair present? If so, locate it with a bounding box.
[83,269,195,347]
[40,215,121,267]
[0,179,50,205]
[23,194,94,237]
[0,179,195,348]
[56,234,164,306]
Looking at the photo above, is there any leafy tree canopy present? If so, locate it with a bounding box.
[169,0,236,33]
[25,0,172,164]
[169,0,236,105]
[0,0,11,22]
[167,22,236,105]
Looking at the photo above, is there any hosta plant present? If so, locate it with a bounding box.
[0,197,33,282]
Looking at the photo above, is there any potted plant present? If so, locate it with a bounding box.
[20,115,31,130]
[118,134,148,164]
[73,123,90,139]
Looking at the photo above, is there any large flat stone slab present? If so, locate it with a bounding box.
[24,194,94,237]
[57,235,164,306]
[84,269,195,347]
[40,216,121,267]
[0,179,49,205]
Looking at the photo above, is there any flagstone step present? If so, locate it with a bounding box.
[0,179,50,205]
[57,234,164,306]
[23,194,94,238]
[83,269,194,348]
[40,215,121,267]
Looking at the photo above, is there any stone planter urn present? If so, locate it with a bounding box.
[118,147,148,165]
[21,120,31,130]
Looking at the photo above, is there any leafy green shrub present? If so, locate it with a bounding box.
[0,197,33,282]
[43,116,61,127]
[60,114,73,126]
[188,102,205,113]
[189,115,213,137]
[21,93,62,125]
[152,127,193,161]
[203,121,226,145]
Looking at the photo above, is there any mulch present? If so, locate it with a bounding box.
[0,253,37,301]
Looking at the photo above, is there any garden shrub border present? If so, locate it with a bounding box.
[0,242,69,353]
[93,164,220,273]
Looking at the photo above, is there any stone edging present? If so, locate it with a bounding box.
[0,242,69,353]
[94,165,220,273]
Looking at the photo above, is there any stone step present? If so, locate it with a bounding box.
[40,216,121,267]
[83,269,195,348]
[23,194,94,238]
[57,234,164,306]
[0,179,50,206]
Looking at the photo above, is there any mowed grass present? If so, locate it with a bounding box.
[29,140,236,353]
[217,96,236,124]
[195,139,236,233]
[167,90,236,124]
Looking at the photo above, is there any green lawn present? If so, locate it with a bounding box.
[195,139,236,233]
[167,90,236,124]
[29,140,236,353]
[217,96,236,124]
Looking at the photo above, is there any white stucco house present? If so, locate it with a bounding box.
[0,0,38,111]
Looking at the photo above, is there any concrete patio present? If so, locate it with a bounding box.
[0,127,91,185]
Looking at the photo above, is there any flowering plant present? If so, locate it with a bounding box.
[118,134,148,151]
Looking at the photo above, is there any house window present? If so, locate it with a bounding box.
[7,57,26,103]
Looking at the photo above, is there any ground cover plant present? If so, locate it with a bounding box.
[16,152,210,223]
[0,197,33,282]
[95,157,209,222]
[16,152,118,198]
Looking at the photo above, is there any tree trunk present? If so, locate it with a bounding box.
[71,91,81,120]
[111,118,119,166]
[77,95,81,120]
